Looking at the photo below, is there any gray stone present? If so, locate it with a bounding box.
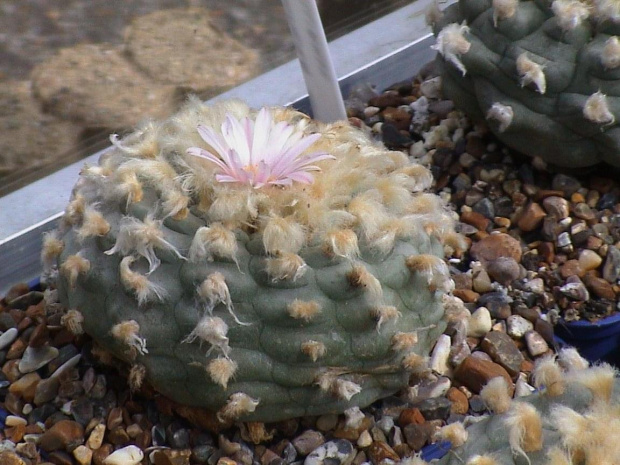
[603,246,620,283]
[524,330,549,357]
[0,328,18,351]
[506,315,533,338]
[19,345,59,374]
[304,440,355,465]
[480,331,524,378]
[294,430,326,456]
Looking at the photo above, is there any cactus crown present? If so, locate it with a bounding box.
[100,98,454,261]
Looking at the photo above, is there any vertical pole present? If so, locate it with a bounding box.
[281,0,347,122]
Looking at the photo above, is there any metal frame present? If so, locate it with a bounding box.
[0,0,437,293]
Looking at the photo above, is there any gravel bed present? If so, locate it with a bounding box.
[2,60,620,465]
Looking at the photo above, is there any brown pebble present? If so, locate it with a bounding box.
[92,443,113,465]
[470,233,522,263]
[107,426,130,445]
[368,92,403,108]
[452,289,480,303]
[538,242,555,263]
[382,107,411,131]
[39,420,84,452]
[584,274,616,300]
[517,202,546,232]
[28,323,49,348]
[368,441,400,464]
[5,424,25,443]
[446,387,469,414]
[454,356,513,394]
[8,372,40,402]
[0,450,26,465]
[461,211,490,231]
[485,257,521,286]
[402,423,434,451]
[6,338,27,360]
[48,451,74,465]
[398,408,425,427]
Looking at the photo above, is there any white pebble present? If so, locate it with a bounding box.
[5,415,27,427]
[467,307,492,338]
[506,314,534,338]
[103,445,144,465]
[430,334,452,375]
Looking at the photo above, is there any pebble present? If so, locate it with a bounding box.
[18,345,59,374]
[466,307,492,338]
[102,445,144,465]
[72,444,93,465]
[603,246,620,283]
[39,419,84,452]
[454,356,512,394]
[470,233,522,263]
[293,430,325,456]
[0,328,19,351]
[429,334,451,375]
[480,331,524,377]
[304,440,355,465]
[524,330,549,357]
[506,315,534,338]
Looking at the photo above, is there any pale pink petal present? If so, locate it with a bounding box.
[197,125,229,158]
[251,108,271,162]
[285,171,315,184]
[224,114,252,165]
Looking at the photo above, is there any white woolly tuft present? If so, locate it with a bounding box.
[391,332,419,351]
[584,91,615,125]
[425,1,444,27]
[129,364,146,392]
[552,0,590,30]
[432,22,471,75]
[505,402,543,462]
[347,264,383,299]
[207,357,238,389]
[371,305,401,330]
[603,36,620,70]
[77,206,111,241]
[532,355,565,396]
[111,320,148,358]
[557,346,589,371]
[189,224,238,264]
[566,362,617,403]
[323,229,360,260]
[182,315,231,357]
[301,340,327,362]
[60,253,91,288]
[119,256,167,306]
[493,0,519,26]
[435,422,469,448]
[594,0,620,22]
[41,231,64,271]
[105,215,185,274]
[399,455,430,465]
[64,194,87,225]
[217,392,259,421]
[402,353,431,376]
[465,455,499,465]
[480,376,512,414]
[265,253,307,282]
[549,405,589,451]
[334,379,362,401]
[405,254,454,293]
[262,216,306,254]
[161,189,190,219]
[347,195,390,242]
[61,309,84,336]
[287,300,322,322]
[486,102,514,132]
[516,53,546,94]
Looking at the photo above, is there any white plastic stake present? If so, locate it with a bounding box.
[281,0,347,122]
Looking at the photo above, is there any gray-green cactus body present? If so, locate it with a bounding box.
[433,0,620,167]
[49,99,459,422]
[434,356,620,464]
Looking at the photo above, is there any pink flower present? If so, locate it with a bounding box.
[187,108,334,188]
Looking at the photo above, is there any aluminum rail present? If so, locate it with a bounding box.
[0,0,437,293]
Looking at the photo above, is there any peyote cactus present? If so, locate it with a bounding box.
[431,0,620,168]
[431,349,620,465]
[45,98,463,422]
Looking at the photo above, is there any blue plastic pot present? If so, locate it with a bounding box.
[555,312,620,366]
